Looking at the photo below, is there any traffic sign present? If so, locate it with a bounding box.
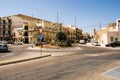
[38,28,43,33]
[39,34,44,40]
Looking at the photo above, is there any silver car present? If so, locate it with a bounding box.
[0,44,8,52]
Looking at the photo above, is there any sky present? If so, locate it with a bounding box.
[0,0,120,34]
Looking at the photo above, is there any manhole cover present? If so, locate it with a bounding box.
[104,67,120,79]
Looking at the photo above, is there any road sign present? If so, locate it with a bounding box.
[39,34,44,40]
[38,28,43,33]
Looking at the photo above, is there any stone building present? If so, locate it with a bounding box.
[95,19,120,46]
[0,16,12,41]
[0,14,83,45]
[63,25,83,42]
[0,14,63,44]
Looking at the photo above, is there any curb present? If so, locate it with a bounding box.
[27,46,81,51]
[0,54,51,66]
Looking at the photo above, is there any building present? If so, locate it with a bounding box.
[0,16,12,41]
[0,14,63,44]
[82,32,91,42]
[13,14,61,44]
[95,19,120,46]
[0,14,83,45]
[11,14,42,43]
[76,28,83,40]
[43,21,61,44]
[63,25,83,42]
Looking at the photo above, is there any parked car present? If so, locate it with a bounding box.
[0,41,7,44]
[7,41,13,44]
[0,44,8,52]
[35,41,40,46]
[105,41,120,47]
[91,41,100,46]
[35,41,44,46]
[79,40,85,44]
[14,42,23,45]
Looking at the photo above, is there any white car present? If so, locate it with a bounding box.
[14,42,23,45]
[79,40,85,44]
[91,41,100,46]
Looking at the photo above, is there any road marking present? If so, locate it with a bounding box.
[101,66,120,79]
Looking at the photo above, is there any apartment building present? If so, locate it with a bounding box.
[82,32,91,42]
[43,21,61,44]
[63,25,83,42]
[0,14,83,45]
[0,16,12,41]
[0,14,63,44]
[13,14,60,44]
[76,28,83,40]
[95,19,120,46]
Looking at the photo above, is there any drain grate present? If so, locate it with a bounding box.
[104,67,120,79]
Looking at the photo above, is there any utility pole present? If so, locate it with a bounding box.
[57,12,59,24]
[56,11,59,48]
[99,23,101,30]
[74,17,77,46]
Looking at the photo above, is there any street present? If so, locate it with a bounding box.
[0,45,120,80]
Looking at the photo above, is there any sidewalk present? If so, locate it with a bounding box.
[0,51,51,66]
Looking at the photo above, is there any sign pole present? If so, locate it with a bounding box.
[38,27,43,55]
[40,40,42,55]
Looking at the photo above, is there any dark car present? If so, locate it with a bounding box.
[105,41,120,47]
[35,41,40,46]
[0,44,8,52]
[35,41,44,46]
[7,41,13,44]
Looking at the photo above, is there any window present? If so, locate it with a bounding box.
[110,37,114,42]
[3,20,6,24]
[24,32,28,36]
[8,25,11,29]
[24,26,28,30]
[8,19,12,24]
[115,38,118,41]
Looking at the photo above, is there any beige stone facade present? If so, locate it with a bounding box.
[63,25,83,42]
[0,14,83,45]
[0,16,12,41]
[95,19,120,46]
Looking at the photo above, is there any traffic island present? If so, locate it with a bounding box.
[0,53,51,66]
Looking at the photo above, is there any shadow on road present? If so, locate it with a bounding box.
[0,51,11,53]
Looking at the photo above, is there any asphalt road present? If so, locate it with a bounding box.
[0,45,120,80]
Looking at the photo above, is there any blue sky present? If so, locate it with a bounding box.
[0,0,120,34]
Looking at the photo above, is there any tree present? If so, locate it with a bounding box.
[56,31,67,42]
[56,31,67,46]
